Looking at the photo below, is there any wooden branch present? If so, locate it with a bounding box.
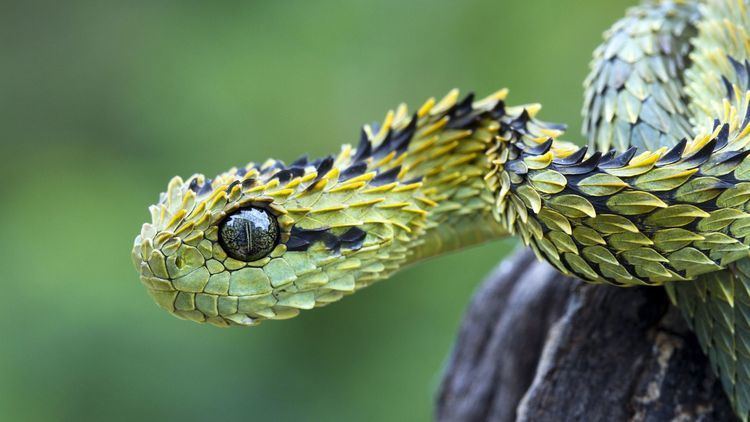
[436,248,736,421]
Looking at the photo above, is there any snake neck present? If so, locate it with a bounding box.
[368,89,577,265]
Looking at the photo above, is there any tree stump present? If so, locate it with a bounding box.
[436,248,737,421]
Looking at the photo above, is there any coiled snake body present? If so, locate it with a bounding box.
[132,1,750,418]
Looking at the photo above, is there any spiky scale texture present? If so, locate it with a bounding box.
[132,89,518,327]
[135,85,750,310]
[660,1,750,419]
[132,0,750,419]
[583,0,699,152]
[584,1,750,418]
[668,269,750,417]
[494,99,750,286]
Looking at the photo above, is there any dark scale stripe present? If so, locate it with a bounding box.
[241,178,257,189]
[598,147,637,169]
[705,149,750,172]
[497,110,534,141]
[284,236,310,251]
[510,109,531,132]
[710,178,735,190]
[598,149,616,163]
[445,92,482,129]
[286,226,332,252]
[323,234,341,251]
[273,167,306,183]
[742,98,750,131]
[729,56,750,91]
[656,138,687,166]
[523,138,553,155]
[370,166,401,186]
[373,113,418,158]
[188,178,201,192]
[340,162,368,181]
[286,225,367,253]
[553,152,602,175]
[352,129,373,163]
[225,180,240,193]
[722,75,734,101]
[403,176,423,185]
[311,155,334,171]
[718,172,741,185]
[498,121,512,136]
[340,227,366,250]
[712,118,721,132]
[499,110,533,142]
[304,156,334,191]
[715,123,730,150]
[680,138,716,168]
[372,130,394,158]
[488,100,506,119]
[446,109,482,130]
[555,146,589,166]
[445,92,475,121]
[198,179,213,195]
[389,113,418,154]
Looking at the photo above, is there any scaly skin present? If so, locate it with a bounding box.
[132,0,750,419]
[131,89,515,327]
[583,0,698,153]
[586,0,750,417]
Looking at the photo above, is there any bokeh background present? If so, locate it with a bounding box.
[2,0,634,420]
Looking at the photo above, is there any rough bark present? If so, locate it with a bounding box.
[436,248,736,422]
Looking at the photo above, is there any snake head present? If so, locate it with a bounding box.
[132,135,433,326]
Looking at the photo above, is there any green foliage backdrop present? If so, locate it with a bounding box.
[1,0,633,420]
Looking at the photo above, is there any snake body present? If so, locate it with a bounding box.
[132,0,750,418]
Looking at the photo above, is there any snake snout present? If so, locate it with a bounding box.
[132,224,210,320]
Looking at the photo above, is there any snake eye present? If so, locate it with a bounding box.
[218,207,280,261]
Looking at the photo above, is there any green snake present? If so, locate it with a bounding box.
[132,0,750,418]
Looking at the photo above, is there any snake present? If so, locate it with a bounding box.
[131,0,750,418]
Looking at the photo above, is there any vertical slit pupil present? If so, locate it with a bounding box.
[218,207,279,261]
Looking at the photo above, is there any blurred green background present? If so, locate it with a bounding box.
[2,0,634,420]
